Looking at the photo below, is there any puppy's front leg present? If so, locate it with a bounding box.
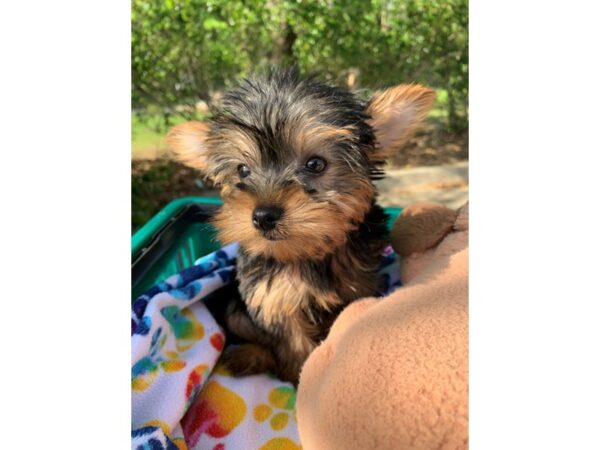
[225,299,268,343]
[220,342,277,377]
[220,300,277,377]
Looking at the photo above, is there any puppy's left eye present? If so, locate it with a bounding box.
[305,157,327,173]
[237,164,251,178]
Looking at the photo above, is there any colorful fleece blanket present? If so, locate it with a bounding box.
[132,243,400,450]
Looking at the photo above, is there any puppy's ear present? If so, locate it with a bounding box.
[166,121,210,170]
[366,84,436,159]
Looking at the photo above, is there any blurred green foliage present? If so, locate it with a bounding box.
[132,0,468,131]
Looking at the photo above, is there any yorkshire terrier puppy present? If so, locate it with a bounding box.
[168,68,435,384]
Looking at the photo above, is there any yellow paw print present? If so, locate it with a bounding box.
[260,437,301,450]
[253,386,296,431]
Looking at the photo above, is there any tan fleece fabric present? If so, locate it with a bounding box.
[391,202,458,257]
[297,203,468,450]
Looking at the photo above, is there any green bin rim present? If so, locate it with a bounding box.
[132,197,223,257]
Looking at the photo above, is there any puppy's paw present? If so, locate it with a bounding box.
[219,343,276,377]
[225,301,267,343]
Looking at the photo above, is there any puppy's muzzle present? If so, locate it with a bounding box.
[252,206,283,232]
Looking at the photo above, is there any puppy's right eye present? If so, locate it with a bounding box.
[305,157,327,173]
[237,164,251,178]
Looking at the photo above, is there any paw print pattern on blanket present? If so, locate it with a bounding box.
[210,332,225,351]
[181,380,248,447]
[131,424,183,450]
[139,420,188,450]
[253,386,297,431]
[259,437,302,450]
[132,327,187,392]
[185,364,210,409]
[161,305,205,352]
[132,298,152,336]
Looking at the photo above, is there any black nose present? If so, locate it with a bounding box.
[252,206,283,231]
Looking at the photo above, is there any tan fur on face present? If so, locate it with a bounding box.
[366,84,436,159]
[291,119,355,157]
[212,184,374,262]
[212,118,355,180]
[208,128,260,185]
[320,182,375,225]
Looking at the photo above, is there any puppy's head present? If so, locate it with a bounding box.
[168,69,435,262]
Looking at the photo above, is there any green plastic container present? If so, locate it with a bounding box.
[131,196,402,300]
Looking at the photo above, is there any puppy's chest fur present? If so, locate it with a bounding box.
[235,205,389,353]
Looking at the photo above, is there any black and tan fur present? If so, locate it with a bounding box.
[167,68,435,384]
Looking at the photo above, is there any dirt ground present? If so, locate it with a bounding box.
[390,122,468,168]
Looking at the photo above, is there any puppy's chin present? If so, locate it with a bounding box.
[212,187,374,262]
[258,229,283,242]
[247,233,339,262]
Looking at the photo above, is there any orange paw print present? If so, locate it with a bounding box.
[253,386,296,431]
